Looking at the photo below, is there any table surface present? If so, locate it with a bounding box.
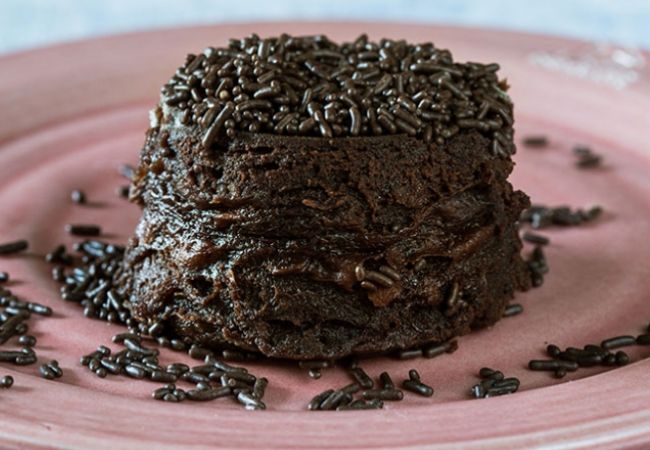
[1,0,650,55]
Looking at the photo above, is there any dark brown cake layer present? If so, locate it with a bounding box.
[118,123,531,359]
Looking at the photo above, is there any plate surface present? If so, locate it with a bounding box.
[0,22,649,449]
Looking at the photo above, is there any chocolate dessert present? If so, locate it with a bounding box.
[117,34,531,360]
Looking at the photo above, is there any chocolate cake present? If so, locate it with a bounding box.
[117,34,532,360]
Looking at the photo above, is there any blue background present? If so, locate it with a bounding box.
[1,0,649,54]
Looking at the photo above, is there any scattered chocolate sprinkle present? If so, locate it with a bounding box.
[444,281,461,315]
[124,365,146,379]
[0,283,52,377]
[38,142,633,411]
[64,224,101,237]
[112,332,139,344]
[363,388,404,401]
[472,367,519,398]
[119,164,135,180]
[526,244,548,288]
[422,342,448,358]
[78,319,268,410]
[573,145,602,168]
[341,382,361,396]
[298,360,331,370]
[446,340,459,354]
[615,351,630,366]
[397,348,423,359]
[237,390,266,410]
[503,303,523,317]
[308,389,334,410]
[0,240,28,255]
[221,349,259,361]
[45,244,72,265]
[336,399,383,410]
[530,324,650,378]
[307,367,399,411]
[188,345,213,360]
[319,389,352,410]
[636,334,650,345]
[50,240,129,324]
[349,367,373,389]
[528,359,578,372]
[18,335,36,347]
[601,335,637,350]
[401,369,433,397]
[521,204,602,230]
[39,360,62,380]
[117,186,130,198]
[0,375,13,388]
[522,135,549,148]
[159,34,513,152]
[522,232,549,246]
[478,367,500,379]
[379,371,395,389]
[252,377,268,400]
[28,302,52,317]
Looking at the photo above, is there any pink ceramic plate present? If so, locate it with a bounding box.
[0,23,649,449]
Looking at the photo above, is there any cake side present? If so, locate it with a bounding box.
[118,124,530,359]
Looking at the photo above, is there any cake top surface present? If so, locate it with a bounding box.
[160,34,514,155]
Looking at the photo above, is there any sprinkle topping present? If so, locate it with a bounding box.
[160,33,514,154]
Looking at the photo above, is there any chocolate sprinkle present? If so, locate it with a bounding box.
[119,164,135,180]
[422,340,458,358]
[0,375,13,388]
[336,399,383,410]
[522,135,549,148]
[50,240,130,325]
[0,240,28,255]
[573,145,602,168]
[65,224,102,237]
[529,325,650,378]
[636,334,650,345]
[521,204,602,230]
[80,330,269,410]
[349,367,373,389]
[320,389,352,410]
[397,348,423,359]
[362,388,403,401]
[472,367,519,398]
[503,303,523,317]
[0,282,53,376]
[522,232,550,246]
[601,335,637,350]
[298,359,331,370]
[117,186,130,198]
[71,190,87,204]
[39,360,63,380]
[308,389,334,410]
